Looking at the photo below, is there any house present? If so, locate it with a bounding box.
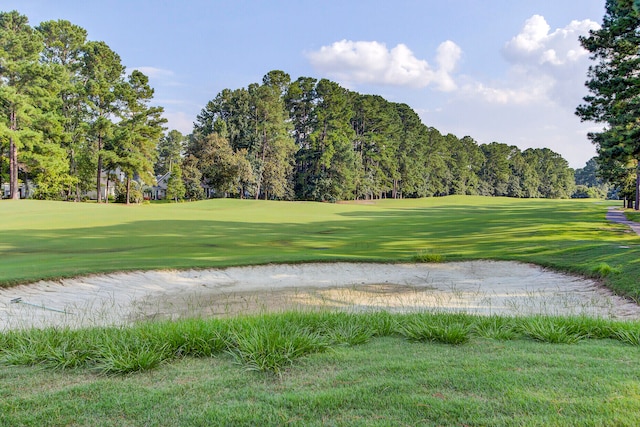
[2,181,35,199]
[84,169,126,201]
[150,171,171,200]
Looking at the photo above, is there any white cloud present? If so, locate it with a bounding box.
[420,15,601,168]
[306,39,461,91]
[503,15,598,67]
[497,15,600,107]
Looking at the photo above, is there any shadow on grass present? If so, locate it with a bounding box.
[2,200,639,300]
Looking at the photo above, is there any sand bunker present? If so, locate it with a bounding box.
[1,261,639,330]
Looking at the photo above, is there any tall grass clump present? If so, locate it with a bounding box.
[92,327,172,375]
[518,317,587,344]
[134,318,230,358]
[397,314,473,345]
[473,316,520,340]
[227,316,330,374]
[609,322,640,346]
[0,328,97,369]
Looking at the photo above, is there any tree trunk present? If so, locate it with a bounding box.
[96,138,103,204]
[633,166,640,210]
[105,172,110,204]
[9,110,19,200]
[126,175,131,205]
[9,137,18,200]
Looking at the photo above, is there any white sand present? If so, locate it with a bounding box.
[1,261,638,330]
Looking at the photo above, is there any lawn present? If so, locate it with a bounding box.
[2,312,640,426]
[1,196,638,297]
[2,196,640,426]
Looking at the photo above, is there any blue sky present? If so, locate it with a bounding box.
[6,1,607,168]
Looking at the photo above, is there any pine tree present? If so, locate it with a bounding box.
[0,11,44,199]
[576,0,640,208]
[166,163,185,202]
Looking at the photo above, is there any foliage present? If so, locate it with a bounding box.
[0,11,165,202]
[114,179,143,204]
[577,0,640,208]
[193,69,576,202]
[155,129,184,176]
[165,163,185,202]
[113,70,166,204]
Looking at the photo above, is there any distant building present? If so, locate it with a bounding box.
[151,171,171,200]
[2,182,35,199]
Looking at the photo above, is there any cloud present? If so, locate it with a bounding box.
[306,39,461,91]
[420,15,602,168]
[503,15,598,67]
[492,15,600,107]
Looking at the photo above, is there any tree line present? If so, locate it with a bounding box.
[166,70,575,201]
[0,10,165,203]
[2,10,578,204]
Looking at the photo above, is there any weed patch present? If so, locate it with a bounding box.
[590,262,621,278]
[411,250,445,263]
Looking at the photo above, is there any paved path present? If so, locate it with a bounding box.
[606,208,640,235]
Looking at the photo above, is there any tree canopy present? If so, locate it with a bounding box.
[191,70,575,201]
[0,10,165,202]
[577,0,640,208]
[1,10,579,203]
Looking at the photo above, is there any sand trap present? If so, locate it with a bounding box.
[1,261,639,330]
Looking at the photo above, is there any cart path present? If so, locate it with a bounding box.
[606,208,640,235]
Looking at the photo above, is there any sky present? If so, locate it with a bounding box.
[5,0,609,168]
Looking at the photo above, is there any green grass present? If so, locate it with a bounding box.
[2,312,640,426]
[3,196,640,425]
[1,196,639,299]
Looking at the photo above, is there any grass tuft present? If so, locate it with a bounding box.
[473,316,520,340]
[590,262,621,278]
[398,316,471,345]
[411,250,444,263]
[228,321,329,374]
[610,323,640,345]
[519,317,587,344]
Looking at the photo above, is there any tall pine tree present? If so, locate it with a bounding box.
[576,0,640,208]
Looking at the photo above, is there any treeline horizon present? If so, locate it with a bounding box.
[167,69,575,201]
[1,10,578,203]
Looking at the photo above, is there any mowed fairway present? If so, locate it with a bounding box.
[1,196,639,297]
